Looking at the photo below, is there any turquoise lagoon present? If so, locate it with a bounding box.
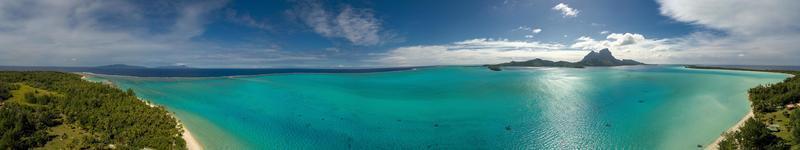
[90,66,789,149]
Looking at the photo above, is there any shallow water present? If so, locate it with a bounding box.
[92,66,789,149]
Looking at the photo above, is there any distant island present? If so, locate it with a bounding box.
[485,48,644,71]
[95,64,149,69]
[96,64,193,69]
[154,65,193,69]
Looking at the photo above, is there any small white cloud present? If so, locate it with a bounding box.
[600,30,610,35]
[516,26,542,34]
[524,35,534,38]
[552,3,579,17]
[532,28,542,33]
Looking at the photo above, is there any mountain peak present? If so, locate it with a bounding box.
[578,48,641,66]
[485,48,644,70]
[598,48,611,55]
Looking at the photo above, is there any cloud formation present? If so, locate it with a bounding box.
[0,0,324,67]
[552,3,579,17]
[656,0,800,65]
[374,39,586,66]
[570,33,683,63]
[374,33,689,66]
[288,0,383,46]
[0,1,220,66]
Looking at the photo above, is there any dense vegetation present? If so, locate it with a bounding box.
[718,118,788,149]
[0,71,185,149]
[687,66,800,149]
[749,76,800,113]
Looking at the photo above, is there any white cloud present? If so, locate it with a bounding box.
[0,1,219,66]
[532,28,542,33]
[289,0,383,46]
[373,38,586,66]
[656,0,800,65]
[374,0,800,66]
[336,6,381,46]
[0,0,326,67]
[552,3,579,17]
[658,0,800,36]
[570,33,680,63]
[516,26,542,34]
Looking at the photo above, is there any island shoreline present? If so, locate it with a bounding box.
[686,66,796,149]
[181,120,203,150]
[705,110,753,150]
[79,73,203,150]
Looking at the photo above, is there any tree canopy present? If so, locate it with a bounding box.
[0,71,185,149]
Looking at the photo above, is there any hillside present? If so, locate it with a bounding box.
[485,48,644,71]
[0,71,185,149]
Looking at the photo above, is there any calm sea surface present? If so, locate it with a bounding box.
[89,66,789,149]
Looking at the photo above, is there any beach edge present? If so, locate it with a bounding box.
[182,124,203,150]
[80,73,203,150]
[705,110,753,150]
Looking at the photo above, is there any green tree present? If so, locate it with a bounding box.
[717,118,788,150]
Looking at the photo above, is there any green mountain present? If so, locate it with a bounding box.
[485,48,644,71]
[578,48,644,66]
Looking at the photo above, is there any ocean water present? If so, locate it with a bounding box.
[0,66,414,77]
[90,66,790,149]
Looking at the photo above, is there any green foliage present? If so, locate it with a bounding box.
[689,66,800,149]
[0,71,185,149]
[791,109,800,145]
[0,103,59,149]
[687,66,800,113]
[718,118,788,150]
[749,75,800,113]
[0,81,17,101]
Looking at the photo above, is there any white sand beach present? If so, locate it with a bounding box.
[706,110,753,150]
[183,127,203,150]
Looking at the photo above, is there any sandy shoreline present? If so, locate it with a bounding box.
[182,123,203,150]
[144,100,204,150]
[79,73,202,150]
[705,110,753,150]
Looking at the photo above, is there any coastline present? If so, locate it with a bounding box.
[142,97,204,150]
[79,73,202,150]
[181,120,203,150]
[687,65,797,149]
[705,110,753,150]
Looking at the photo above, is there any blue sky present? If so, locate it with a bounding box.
[0,0,798,67]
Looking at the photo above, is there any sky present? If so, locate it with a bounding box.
[0,0,798,68]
